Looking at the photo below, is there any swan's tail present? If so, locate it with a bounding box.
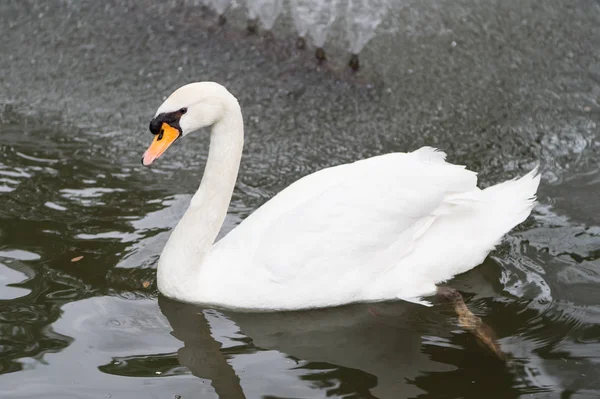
[480,167,541,238]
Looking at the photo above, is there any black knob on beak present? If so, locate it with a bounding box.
[149,116,163,135]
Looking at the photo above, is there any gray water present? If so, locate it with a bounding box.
[1,0,599,397]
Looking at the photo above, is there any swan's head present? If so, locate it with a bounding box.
[142,82,235,166]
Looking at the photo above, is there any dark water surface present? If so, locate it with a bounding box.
[1,0,600,397]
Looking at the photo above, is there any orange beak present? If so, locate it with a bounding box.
[142,123,180,166]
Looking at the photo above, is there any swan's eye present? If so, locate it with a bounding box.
[179,108,187,114]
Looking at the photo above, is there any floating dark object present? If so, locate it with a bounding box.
[218,15,227,26]
[315,47,326,63]
[296,37,306,50]
[349,54,360,71]
[263,30,275,40]
[247,18,258,34]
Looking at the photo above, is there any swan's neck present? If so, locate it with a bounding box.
[157,103,243,298]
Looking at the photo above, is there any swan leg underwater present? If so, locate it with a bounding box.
[437,286,506,361]
[141,82,540,359]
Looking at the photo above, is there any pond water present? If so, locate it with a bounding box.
[1,0,599,398]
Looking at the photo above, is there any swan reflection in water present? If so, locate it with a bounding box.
[158,294,514,398]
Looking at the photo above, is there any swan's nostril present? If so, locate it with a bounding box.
[157,129,164,141]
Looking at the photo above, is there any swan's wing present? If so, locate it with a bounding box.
[219,147,477,295]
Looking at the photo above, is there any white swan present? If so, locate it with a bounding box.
[142,82,540,311]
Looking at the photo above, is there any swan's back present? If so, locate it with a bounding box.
[203,147,539,310]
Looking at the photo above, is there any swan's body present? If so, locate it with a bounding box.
[143,82,540,311]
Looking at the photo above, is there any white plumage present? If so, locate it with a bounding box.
[145,82,540,311]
